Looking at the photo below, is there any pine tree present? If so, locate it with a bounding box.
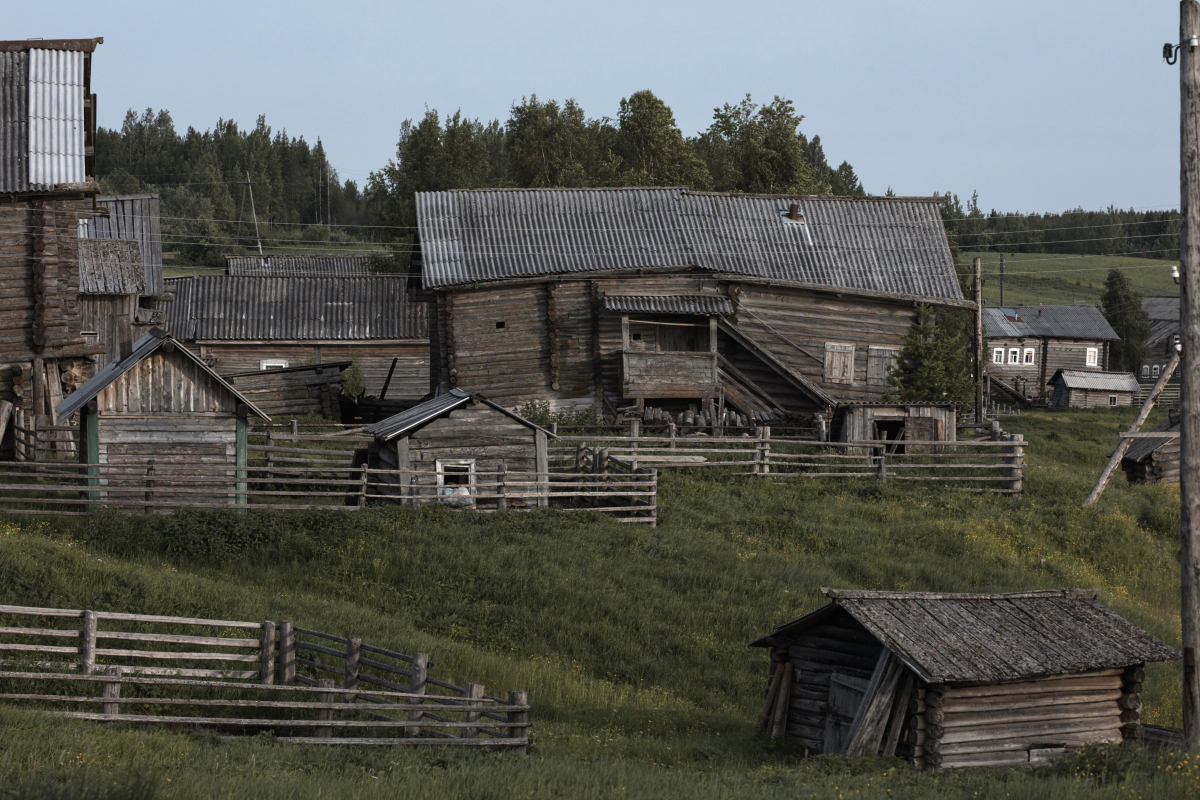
[885,306,976,407]
[1100,268,1150,372]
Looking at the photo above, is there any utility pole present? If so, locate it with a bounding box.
[974,257,984,424]
[1177,0,1200,748]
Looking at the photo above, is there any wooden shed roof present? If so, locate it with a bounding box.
[78,239,144,295]
[55,327,269,421]
[1049,369,1141,392]
[224,253,392,277]
[750,588,1179,684]
[415,188,964,302]
[363,388,554,442]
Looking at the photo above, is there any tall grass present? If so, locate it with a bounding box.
[0,407,1195,799]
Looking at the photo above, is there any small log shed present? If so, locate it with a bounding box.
[1120,416,1181,485]
[55,328,270,507]
[749,588,1179,770]
[361,388,554,508]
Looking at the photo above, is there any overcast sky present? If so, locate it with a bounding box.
[5,1,1188,214]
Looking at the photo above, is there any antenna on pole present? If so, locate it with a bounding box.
[236,170,264,258]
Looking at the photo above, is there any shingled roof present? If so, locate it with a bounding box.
[415,188,964,301]
[750,588,1178,684]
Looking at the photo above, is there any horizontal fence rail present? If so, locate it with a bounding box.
[0,605,528,748]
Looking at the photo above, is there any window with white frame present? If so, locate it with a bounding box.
[992,348,1005,365]
[260,359,289,370]
[1085,347,1099,367]
[1008,348,1020,364]
[1142,365,1150,380]
[436,459,476,507]
[1108,395,1118,407]
[1023,348,1035,364]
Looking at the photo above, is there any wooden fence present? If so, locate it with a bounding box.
[0,604,529,748]
[552,429,1025,495]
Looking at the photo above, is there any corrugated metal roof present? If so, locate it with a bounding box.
[162,276,428,341]
[416,188,963,301]
[225,253,393,277]
[86,195,165,298]
[78,239,144,294]
[982,305,1119,341]
[1051,369,1142,392]
[602,294,735,315]
[1122,418,1179,463]
[752,589,1179,684]
[364,388,554,442]
[0,39,100,193]
[56,327,269,421]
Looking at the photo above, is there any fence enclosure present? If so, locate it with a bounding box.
[0,604,529,748]
[0,420,1023,519]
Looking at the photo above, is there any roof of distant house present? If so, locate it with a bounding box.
[982,305,1119,341]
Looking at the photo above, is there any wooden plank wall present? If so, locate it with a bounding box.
[94,352,237,415]
[730,285,916,404]
[922,669,1126,769]
[192,342,429,400]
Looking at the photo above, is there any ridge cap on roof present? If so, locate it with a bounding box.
[821,587,1100,602]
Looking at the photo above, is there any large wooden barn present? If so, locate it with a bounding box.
[1,38,107,452]
[750,589,1178,770]
[412,188,970,421]
[360,388,553,508]
[55,328,269,507]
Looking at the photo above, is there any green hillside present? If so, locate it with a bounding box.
[960,252,1179,308]
[0,408,1194,799]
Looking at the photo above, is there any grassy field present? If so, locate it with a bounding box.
[959,252,1178,308]
[0,408,1196,799]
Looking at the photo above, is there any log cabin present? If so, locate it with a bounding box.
[1048,369,1141,409]
[749,588,1179,770]
[412,188,971,421]
[360,388,553,508]
[55,328,269,507]
[1,38,107,452]
[163,275,430,408]
[982,305,1119,404]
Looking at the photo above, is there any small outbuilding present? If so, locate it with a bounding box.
[55,328,270,507]
[1048,369,1140,408]
[836,403,959,446]
[361,389,553,508]
[749,588,1179,770]
[1120,416,1180,485]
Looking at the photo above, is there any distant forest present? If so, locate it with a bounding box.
[94,93,1180,269]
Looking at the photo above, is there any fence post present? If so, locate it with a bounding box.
[761,426,771,475]
[345,637,361,699]
[462,683,485,739]
[316,678,335,739]
[877,453,888,483]
[143,461,156,514]
[408,652,429,737]
[102,666,122,717]
[496,463,508,510]
[277,620,296,685]
[260,621,276,684]
[80,610,97,674]
[358,464,369,507]
[507,689,529,753]
[1005,434,1024,495]
[264,429,274,481]
[630,419,640,469]
[669,421,677,450]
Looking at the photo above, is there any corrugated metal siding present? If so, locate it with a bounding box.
[983,305,1119,340]
[602,294,734,315]
[364,388,473,440]
[0,50,30,192]
[1052,369,1141,392]
[163,276,428,341]
[87,195,165,297]
[27,48,86,189]
[225,253,391,276]
[416,189,963,301]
